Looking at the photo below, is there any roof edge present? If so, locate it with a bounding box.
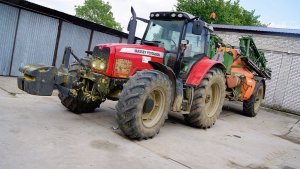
[0,0,128,38]
[212,24,300,36]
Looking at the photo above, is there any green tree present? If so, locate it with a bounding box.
[75,0,122,31]
[176,0,267,26]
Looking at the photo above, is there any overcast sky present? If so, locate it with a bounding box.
[27,0,300,37]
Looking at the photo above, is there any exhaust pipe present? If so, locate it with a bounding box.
[127,7,137,44]
[127,7,149,44]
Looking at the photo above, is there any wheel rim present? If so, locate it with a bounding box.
[142,87,166,128]
[254,86,264,112]
[204,83,222,117]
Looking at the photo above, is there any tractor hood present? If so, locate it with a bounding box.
[97,43,165,57]
[93,43,165,78]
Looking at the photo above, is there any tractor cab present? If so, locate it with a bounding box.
[138,11,213,78]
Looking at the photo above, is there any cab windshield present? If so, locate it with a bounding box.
[142,20,184,51]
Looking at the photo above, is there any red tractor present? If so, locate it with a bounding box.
[18,8,271,139]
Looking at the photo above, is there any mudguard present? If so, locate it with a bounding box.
[148,61,176,91]
[254,76,266,99]
[148,61,183,111]
[185,57,225,86]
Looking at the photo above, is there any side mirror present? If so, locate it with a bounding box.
[192,20,204,35]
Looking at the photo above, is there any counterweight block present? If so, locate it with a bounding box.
[17,65,57,96]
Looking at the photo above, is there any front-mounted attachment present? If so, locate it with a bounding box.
[18,65,57,96]
[17,47,84,96]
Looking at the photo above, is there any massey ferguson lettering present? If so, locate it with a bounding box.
[134,49,161,57]
[120,48,164,58]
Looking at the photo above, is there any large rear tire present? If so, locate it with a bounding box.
[116,70,172,139]
[243,81,264,117]
[184,68,225,128]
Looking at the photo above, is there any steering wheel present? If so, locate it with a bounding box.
[170,39,177,50]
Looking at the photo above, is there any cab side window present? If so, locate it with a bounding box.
[180,22,207,78]
[184,22,206,58]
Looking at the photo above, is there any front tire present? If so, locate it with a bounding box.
[184,68,225,128]
[68,56,91,77]
[116,70,172,139]
[58,92,101,114]
[58,56,100,114]
[243,81,264,117]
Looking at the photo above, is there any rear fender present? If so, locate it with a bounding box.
[254,76,266,99]
[185,57,225,86]
[148,61,182,111]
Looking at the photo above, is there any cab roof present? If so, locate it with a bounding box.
[149,11,197,20]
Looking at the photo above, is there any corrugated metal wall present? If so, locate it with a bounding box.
[90,31,120,49]
[215,31,300,114]
[0,2,125,76]
[10,10,59,76]
[0,3,18,75]
[55,22,91,65]
[120,37,128,44]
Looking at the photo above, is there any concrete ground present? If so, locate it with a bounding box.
[0,76,299,169]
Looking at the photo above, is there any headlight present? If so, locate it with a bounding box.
[114,59,132,76]
[99,62,106,70]
[91,59,107,72]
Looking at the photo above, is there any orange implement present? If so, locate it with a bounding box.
[231,54,256,100]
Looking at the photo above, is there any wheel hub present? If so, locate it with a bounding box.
[143,98,155,114]
[205,95,211,103]
[141,89,165,128]
[254,86,264,111]
[204,84,221,117]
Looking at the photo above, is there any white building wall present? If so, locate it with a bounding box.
[215,31,300,114]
